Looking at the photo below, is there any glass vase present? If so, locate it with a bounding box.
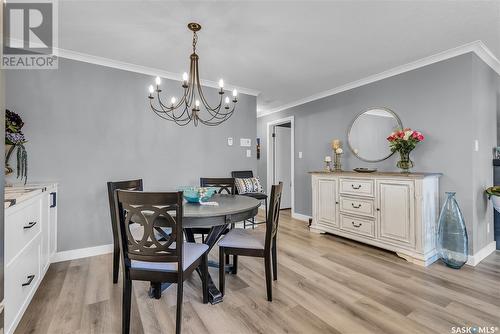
[396,151,413,173]
[437,192,468,269]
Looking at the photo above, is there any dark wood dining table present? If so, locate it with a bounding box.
[149,194,261,304]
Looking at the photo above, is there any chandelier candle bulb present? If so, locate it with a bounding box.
[195,100,200,109]
[182,72,188,83]
[218,79,224,88]
[171,97,177,105]
[232,89,238,97]
[148,85,154,94]
[155,76,161,85]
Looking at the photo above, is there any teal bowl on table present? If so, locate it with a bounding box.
[178,186,218,203]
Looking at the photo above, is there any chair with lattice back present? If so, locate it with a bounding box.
[114,190,208,334]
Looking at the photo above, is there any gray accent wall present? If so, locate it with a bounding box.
[257,53,499,255]
[6,58,257,252]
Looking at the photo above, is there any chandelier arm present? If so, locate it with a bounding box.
[193,59,224,112]
[198,104,236,125]
[171,105,192,122]
[150,103,177,122]
[156,92,175,112]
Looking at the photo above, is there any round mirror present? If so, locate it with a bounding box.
[348,107,403,162]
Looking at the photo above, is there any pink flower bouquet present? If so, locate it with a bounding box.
[387,128,424,172]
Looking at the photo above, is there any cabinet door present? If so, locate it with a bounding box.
[377,180,415,247]
[315,178,338,228]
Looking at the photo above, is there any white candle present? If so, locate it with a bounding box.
[325,156,332,162]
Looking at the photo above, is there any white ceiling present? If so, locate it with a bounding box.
[58,0,500,114]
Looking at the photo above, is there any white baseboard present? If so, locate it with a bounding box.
[291,211,312,222]
[51,244,113,263]
[466,241,497,266]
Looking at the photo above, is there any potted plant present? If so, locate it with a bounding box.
[5,109,28,184]
[387,128,425,173]
[486,186,500,214]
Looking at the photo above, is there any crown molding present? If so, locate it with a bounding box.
[55,47,261,97]
[257,40,500,118]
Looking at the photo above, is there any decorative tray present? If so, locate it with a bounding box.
[353,168,377,173]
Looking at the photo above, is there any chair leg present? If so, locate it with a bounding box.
[264,252,273,301]
[225,254,230,265]
[232,255,238,275]
[272,238,277,281]
[219,247,225,296]
[176,280,183,334]
[122,277,132,334]
[113,246,120,284]
[202,253,209,304]
[252,217,255,229]
[152,282,161,299]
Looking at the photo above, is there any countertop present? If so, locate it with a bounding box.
[5,183,57,209]
[309,170,442,178]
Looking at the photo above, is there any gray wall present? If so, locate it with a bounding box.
[6,58,257,252]
[257,53,499,255]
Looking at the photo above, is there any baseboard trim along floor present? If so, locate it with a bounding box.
[51,243,114,263]
[467,241,497,266]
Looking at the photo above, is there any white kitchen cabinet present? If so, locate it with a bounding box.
[4,184,58,334]
[311,172,440,266]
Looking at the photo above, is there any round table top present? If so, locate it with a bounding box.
[183,194,260,218]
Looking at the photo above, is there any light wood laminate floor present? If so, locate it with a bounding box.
[16,210,500,333]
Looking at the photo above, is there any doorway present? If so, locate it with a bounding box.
[266,116,294,212]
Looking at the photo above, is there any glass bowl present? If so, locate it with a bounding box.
[178,186,218,203]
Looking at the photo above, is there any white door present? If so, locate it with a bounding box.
[377,180,415,248]
[273,125,292,209]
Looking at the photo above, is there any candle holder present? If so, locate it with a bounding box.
[324,156,332,172]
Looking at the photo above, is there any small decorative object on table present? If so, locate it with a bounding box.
[486,186,500,214]
[334,148,343,171]
[5,109,28,183]
[353,167,377,173]
[324,156,332,172]
[437,192,468,269]
[387,128,424,173]
[179,186,218,204]
[331,139,343,171]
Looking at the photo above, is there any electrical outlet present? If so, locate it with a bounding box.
[227,137,233,146]
[246,149,251,158]
[487,223,490,234]
[298,151,303,159]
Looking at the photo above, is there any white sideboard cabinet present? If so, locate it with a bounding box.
[311,171,440,266]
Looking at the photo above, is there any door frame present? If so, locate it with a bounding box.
[266,116,294,214]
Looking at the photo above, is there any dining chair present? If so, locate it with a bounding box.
[218,182,283,301]
[191,177,236,242]
[231,170,268,228]
[107,179,143,284]
[114,190,208,334]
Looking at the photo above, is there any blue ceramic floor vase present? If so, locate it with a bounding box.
[437,192,468,269]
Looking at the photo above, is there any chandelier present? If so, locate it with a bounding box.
[147,22,238,127]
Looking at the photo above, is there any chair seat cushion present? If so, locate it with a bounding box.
[242,192,268,200]
[218,228,266,249]
[131,242,208,272]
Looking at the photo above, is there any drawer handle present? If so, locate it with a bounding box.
[351,184,362,190]
[23,221,37,229]
[50,192,57,208]
[352,222,362,228]
[22,274,35,287]
[351,203,362,209]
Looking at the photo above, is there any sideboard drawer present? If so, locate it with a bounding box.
[5,199,42,264]
[340,214,375,238]
[5,237,41,333]
[339,178,374,197]
[340,196,375,217]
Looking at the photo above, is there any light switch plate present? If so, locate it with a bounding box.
[474,139,479,152]
[298,151,303,159]
[246,149,251,158]
[227,137,233,146]
[240,138,251,147]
